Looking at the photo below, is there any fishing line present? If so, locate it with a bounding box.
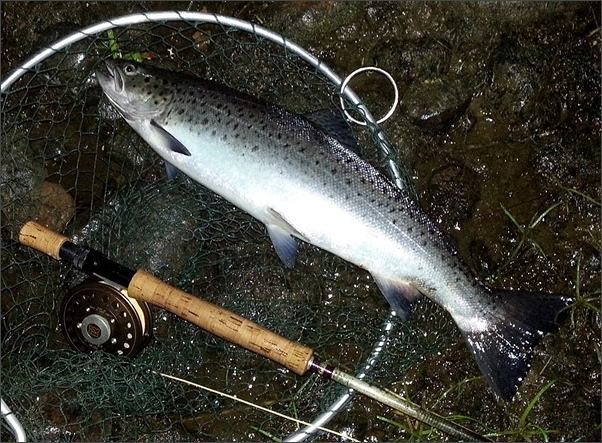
[157,371,360,442]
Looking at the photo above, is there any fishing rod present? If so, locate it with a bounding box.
[19,221,488,441]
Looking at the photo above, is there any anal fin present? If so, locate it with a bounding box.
[165,161,179,180]
[267,224,298,269]
[371,274,421,320]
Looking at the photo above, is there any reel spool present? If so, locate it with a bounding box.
[60,279,153,357]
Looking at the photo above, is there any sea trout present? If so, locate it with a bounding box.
[97,60,570,400]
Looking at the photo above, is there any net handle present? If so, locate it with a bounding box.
[18,221,314,375]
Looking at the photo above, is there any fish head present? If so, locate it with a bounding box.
[96,59,172,121]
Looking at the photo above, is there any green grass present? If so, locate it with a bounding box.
[493,201,561,279]
[560,185,601,207]
[377,378,561,442]
[486,380,558,442]
[250,426,282,442]
[561,255,601,328]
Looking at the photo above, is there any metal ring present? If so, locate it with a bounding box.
[339,67,399,126]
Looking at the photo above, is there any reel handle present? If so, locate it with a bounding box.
[18,221,314,375]
[129,271,313,375]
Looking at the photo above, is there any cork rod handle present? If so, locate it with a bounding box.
[129,271,313,375]
[19,221,68,260]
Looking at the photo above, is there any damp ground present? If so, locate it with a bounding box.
[1,2,600,442]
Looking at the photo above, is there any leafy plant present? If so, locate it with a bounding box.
[104,30,156,62]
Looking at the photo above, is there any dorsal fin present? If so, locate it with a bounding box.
[305,109,361,155]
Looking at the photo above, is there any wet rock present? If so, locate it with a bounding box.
[531,131,600,189]
[403,75,473,131]
[74,180,205,282]
[488,35,560,129]
[424,163,481,232]
[372,38,451,82]
[34,181,75,232]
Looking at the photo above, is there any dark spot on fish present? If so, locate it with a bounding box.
[407,226,413,233]
[315,160,320,165]
[252,145,259,152]
[154,100,158,105]
[420,231,425,236]
[211,130,216,136]
[223,134,228,141]
[345,179,351,185]
[178,109,184,115]
[233,123,239,130]
[144,77,150,83]
[202,117,208,124]
[392,219,397,224]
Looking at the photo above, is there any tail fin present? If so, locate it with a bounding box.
[459,290,571,401]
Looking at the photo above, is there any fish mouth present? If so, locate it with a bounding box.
[96,60,132,119]
[96,59,124,94]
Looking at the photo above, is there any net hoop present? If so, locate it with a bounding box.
[1,11,399,441]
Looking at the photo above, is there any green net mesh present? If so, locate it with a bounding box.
[1,17,456,442]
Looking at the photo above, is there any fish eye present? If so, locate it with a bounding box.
[124,64,136,75]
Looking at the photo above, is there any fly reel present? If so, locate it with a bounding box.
[60,279,153,357]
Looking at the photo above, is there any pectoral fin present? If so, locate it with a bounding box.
[150,119,191,156]
[267,224,298,269]
[371,274,421,320]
